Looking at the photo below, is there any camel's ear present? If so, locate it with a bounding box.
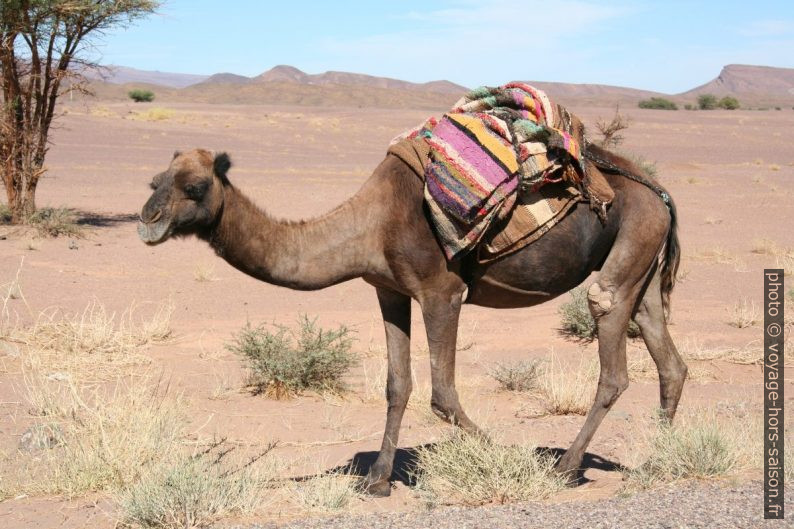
[213,152,231,186]
[172,150,181,160]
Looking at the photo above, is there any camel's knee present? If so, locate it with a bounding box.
[587,282,614,320]
[385,378,412,408]
[596,375,629,408]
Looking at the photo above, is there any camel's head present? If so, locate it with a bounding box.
[138,148,231,245]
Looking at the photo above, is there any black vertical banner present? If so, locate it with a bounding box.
[764,269,784,519]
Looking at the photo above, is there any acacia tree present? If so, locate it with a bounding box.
[0,0,157,223]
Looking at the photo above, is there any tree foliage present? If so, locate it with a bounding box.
[717,96,740,110]
[0,0,158,223]
[638,97,678,110]
[128,88,154,102]
[697,94,718,110]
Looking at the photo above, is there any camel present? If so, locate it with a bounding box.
[138,142,685,496]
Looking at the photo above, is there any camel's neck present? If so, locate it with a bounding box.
[205,185,379,290]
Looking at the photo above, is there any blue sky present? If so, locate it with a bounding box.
[94,0,794,93]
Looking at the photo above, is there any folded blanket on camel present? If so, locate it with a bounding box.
[389,82,613,261]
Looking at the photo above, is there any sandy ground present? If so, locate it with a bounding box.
[0,100,793,527]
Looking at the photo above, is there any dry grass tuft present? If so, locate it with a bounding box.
[412,431,566,506]
[751,238,787,256]
[535,355,596,416]
[15,301,173,375]
[292,471,361,512]
[10,368,184,497]
[27,207,83,237]
[118,440,278,529]
[130,107,175,121]
[193,263,217,282]
[690,246,740,265]
[488,359,543,392]
[727,299,759,328]
[622,407,757,491]
[777,254,794,276]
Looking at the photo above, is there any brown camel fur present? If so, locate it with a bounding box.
[138,144,685,496]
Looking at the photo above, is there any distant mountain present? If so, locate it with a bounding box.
[248,65,468,95]
[679,64,794,104]
[202,72,252,85]
[80,63,794,108]
[85,65,209,88]
[525,81,664,107]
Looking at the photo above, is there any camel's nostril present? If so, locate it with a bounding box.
[142,209,162,224]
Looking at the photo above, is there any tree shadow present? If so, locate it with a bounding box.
[74,211,138,227]
[285,443,625,489]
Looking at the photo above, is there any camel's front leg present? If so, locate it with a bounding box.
[363,287,412,497]
[420,290,481,434]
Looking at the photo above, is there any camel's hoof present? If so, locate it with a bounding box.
[363,479,392,497]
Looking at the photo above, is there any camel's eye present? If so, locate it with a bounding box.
[184,182,208,200]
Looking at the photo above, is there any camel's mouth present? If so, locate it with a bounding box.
[137,219,171,245]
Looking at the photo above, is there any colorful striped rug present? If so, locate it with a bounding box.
[398,82,607,260]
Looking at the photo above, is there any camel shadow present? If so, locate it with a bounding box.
[287,444,625,488]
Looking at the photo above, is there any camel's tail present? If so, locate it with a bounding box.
[659,191,680,320]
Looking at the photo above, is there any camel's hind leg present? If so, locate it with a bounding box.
[363,288,412,497]
[633,268,687,421]
[556,216,666,480]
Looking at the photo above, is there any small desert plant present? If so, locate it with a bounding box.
[535,355,596,416]
[623,409,754,490]
[638,97,678,110]
[132,107,174,121]
[193,263,217,282]
[727,299,758,328]
[412,431,565,505]
[595,106,630,148]
[559,286,640,340]
[717,96,740,110]
[118,440,277,529]
[20,301,173,372]
[697,94,718,110]
[128,89,155,102]
[684,103,694,110]
[26,207,82,237]
[293,471,361,512]
[488,359,543,392]
[228,315,356,398]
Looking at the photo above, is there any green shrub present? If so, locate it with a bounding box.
[559,286,640,340]
[227,315,356,398]
[638,97,678,110]
[488,360,543,392]
[684,104,694,110]
[717,96,740,110]
[128,89,155,103]
[697,94,718,110]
